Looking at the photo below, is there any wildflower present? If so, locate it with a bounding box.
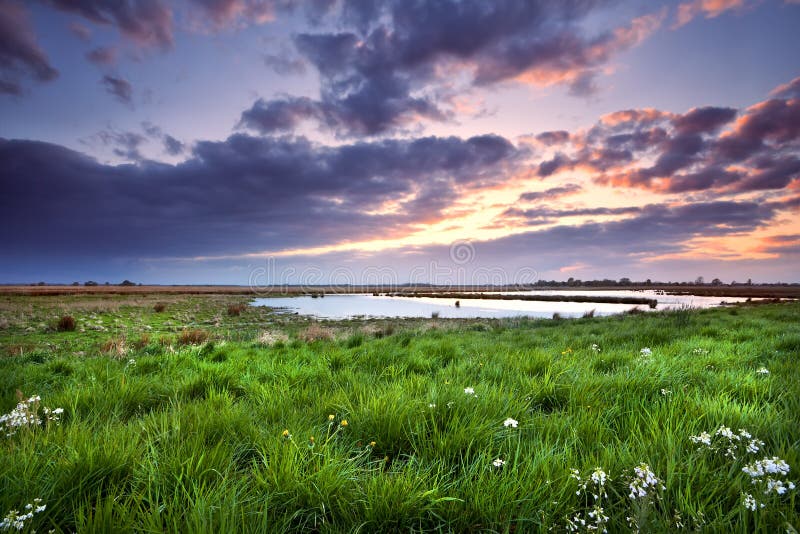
[464,387,475,395]
[628,463,664,500]
[127,358,136,366]
[369,441,376,447]
[742,457,790,478]
[492,458,505,468]
[640,347,652,356]
[561,347,573,355]
[340,419,348,427]
[690,431,712,446]
[282,429,291,440]
[591,467,608,487]
[328,414,335,421]
[1,499,46,531]
[309,436,315,444]
[428,403,436,408]
[660,388,672,396]
[591,343,600,353]
[756,367,770,375]
[746,438,764,454]
[742,492,762,511]
[503,417,519,428]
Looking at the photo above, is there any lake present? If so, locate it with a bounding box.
[250,290,752,319]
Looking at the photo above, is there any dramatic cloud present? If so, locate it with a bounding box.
[0,0,58,95]
[241,1,665,137]
[42,0,173,50]
[101,75,133,105]
[0,133,521,260]
[540,79,800,195]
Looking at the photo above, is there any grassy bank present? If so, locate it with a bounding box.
[1,295,798,532]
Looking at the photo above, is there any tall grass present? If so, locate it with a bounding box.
[0,300,798,531]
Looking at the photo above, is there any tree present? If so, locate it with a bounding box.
[711,278,722,286]
[695,276,704,285]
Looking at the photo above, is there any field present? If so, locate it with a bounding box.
[0,294,798,532]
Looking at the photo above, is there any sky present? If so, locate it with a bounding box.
[1,0,799,285]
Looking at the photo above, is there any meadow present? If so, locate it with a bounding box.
[0,294,798,532]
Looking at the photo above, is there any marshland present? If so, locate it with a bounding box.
[1,291,798,532]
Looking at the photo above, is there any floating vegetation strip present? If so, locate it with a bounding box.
[387,291,658,308]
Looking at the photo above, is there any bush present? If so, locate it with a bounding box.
[153,303,166,313]
[57,315,76,332]
[101,337,127,358]
[298,324,335,343]
[227,303,246,316]
[178,329,210,345]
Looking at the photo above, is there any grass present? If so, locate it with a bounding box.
[0,294,798,532]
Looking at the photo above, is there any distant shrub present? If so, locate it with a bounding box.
[431,311,440,319]
[153,303,166,313]
[57,315,76,332]
[552,312,562,320]
[626,307,645,315]
[132,334,151,350]
[582,309,595,318]
[101,337,127,358]
[256,330,289,346]
[227,303,246,316]
[178,329,210,345]
[298,324,335,343]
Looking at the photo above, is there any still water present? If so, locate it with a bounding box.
[250,290,750,320]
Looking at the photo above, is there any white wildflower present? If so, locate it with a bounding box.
[743,457,791,478]
[628,463,664,500]
[690,431,712,446]
[591,344,600,353]
[492,458,505,468]
[503,417,519,428]
[742,493,760,511]
[640,347,652,356]
[590,467,608,487]
[756,367,770,375]
[463,387,475,395]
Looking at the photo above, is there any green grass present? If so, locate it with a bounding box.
[0,295,798,532]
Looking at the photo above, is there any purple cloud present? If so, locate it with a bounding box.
[0,0,58,95]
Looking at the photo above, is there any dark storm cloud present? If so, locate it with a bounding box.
[241,0,663,137]
[101,75,133,105]
[0,0,58,95]
[0,133,521,260]
[42,0,173,50]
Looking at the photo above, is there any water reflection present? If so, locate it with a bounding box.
[251,291,748,319]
